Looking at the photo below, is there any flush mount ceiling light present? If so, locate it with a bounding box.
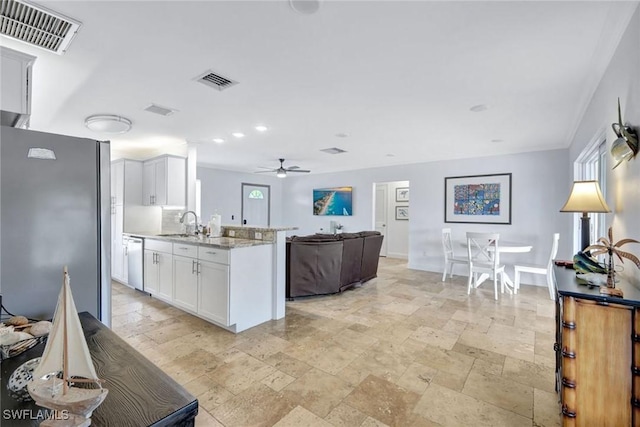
[232,132,245,138]
[84,115,132,134]
[470,104,489,112]
[255,125,268,132]
[213,138,225,144]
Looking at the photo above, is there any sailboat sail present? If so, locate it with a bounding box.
[32,271,99,382]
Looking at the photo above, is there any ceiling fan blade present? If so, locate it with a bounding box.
[287,169,310,173]
[256,166,275,169]
[253,170,276,173]
[287,165,300,170]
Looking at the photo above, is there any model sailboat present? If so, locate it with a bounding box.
[28,267,108,426]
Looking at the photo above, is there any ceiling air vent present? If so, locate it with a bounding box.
[0,0,81,55]
[194,70,238,91]
[320,147,347,155]
[144,104,177,117]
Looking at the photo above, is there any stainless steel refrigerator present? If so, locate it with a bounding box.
[0,125,111,326]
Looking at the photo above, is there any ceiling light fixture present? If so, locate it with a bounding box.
[84,115,132,134]
[611,98,638,169]
[289,0,321,15]
[276,169,287,178]
[213,138,224,144]
[335,132,350,138]
[255,125,268,132]
[470,104,489,113]
[231,132,245,138]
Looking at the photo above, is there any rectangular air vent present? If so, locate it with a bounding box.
[194,69,238,91]
[0,0,81,54]
[320,147,347,155]
[144,104,176,116]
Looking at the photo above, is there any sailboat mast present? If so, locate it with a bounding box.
[63,266,69,396]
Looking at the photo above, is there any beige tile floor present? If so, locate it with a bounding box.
[111,258,561,427]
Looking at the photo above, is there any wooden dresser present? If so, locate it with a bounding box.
[555,266,640,427]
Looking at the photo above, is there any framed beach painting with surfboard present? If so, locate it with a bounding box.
[313,187,353,216]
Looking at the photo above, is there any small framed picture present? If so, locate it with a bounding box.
[395,206,409,220]
[396,187,409,202]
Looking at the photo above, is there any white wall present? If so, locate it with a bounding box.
[197,165,284,226]
[568,6,640,284]
[282,149,572,284]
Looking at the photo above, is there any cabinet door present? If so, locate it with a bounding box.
[198,261,230,325]
[144,250,159,294]
[142,162,155,205]
[112,206,124,281]
[165,157,185,207]
[112,161,124,205]
[173,255,198,312]
[154,159,168,206]
[157,251,173,300]
[122,237,129,284]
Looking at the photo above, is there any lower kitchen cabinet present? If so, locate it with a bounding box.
[173,255,198,312]
[144,250,158,294]
[198,260,230,325]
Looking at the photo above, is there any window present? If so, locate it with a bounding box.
[248,190,264,199]
[578,140,607,246]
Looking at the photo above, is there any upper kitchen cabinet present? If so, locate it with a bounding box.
[111,159,143,206]
[142,155,186,207]
[0,46,36,128]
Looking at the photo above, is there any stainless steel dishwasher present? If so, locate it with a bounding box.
[127,237,144,291]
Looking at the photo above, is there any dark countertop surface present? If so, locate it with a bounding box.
[1,312,198,426]
[555,265,640,307]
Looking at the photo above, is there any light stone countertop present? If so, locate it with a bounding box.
[124,233,273,249]
[221,225,298,232]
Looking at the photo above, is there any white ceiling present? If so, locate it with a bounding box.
[2,1,638,175]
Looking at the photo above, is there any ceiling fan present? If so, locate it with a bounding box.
[255,158,310,178]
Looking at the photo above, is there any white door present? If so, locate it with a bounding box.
[242,183,270,227]
[375,184,388,256]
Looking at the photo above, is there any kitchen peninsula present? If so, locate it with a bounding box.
[126,225,296,333]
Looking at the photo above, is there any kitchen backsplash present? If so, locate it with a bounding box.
[161,208,185,234]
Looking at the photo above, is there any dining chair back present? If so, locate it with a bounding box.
[466,232,505,300]
[441,228,468,281]
[514,233,560,299]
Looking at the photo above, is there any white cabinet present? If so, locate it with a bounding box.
[144,239,173,300]
[198,260,230,325]
[142,156,185,206]
[0,46,35,127]
[173,255,198,312]
[112,206,125,282]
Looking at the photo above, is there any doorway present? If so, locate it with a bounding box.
[241,183,270,226]
[374,180,409,259]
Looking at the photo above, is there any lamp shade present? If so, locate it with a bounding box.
[560,181,611,213]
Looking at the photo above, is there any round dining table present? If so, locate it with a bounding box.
[458,240,533,294]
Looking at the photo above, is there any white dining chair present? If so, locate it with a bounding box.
[441,228,468,281]
[514,233,560,300]
[466,232,505,300]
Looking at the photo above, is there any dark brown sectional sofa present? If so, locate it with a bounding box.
[286,231,384,299]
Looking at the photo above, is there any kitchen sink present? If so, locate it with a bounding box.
[157,233,192,237]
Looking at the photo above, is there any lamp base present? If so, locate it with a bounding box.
[580,214,590,251]
[600,286,623,297]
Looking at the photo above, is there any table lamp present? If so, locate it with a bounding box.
[560,180,611,250]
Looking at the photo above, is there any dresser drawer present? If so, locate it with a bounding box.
[198,247,229,265]
[145,239,173,254]
[173,243,198,258]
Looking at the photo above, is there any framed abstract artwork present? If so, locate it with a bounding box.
[395,206,409,220]
[396,187,410,202]
[444,173,512,224]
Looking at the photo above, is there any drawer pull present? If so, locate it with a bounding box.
[553,343,561,352]
[633,366,640,376]
[562,406,576,418]
[633,334,640,343]
[562,349,576,359]
[632,398,640,408]
[206,251,217,255]
[562,378,576,389]
[178,247,189,250]
[562,321,576,330]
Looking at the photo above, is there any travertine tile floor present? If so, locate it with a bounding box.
[111,258,561,427]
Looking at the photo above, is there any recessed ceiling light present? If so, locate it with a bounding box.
[84,115,132,134]
[386,154,395,157]
[255,125,268,132]
[213,138,225,144]
[232,132,245,138]
[470,104,489,112]
[335,132,350,138]
[491,139,504,143]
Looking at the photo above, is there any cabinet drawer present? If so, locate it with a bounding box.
[145,239,172,253]
[198,247,229,265]
[173,243,198,258]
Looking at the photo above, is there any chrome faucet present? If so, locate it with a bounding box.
[179,211,199,234]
